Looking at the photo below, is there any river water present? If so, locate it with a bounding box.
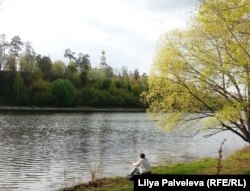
[0,112,247,190]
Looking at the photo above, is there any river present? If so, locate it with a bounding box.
[0,112,247,190]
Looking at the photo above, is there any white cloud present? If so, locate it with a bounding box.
[0,0,197,73]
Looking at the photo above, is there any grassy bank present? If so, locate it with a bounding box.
[60,146,250,191]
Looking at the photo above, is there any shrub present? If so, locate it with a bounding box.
[51,79,76,106]
[29,79,52,105]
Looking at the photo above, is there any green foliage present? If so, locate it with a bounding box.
[64,48,76,62]
[5,55,16,72]
[19,54,35,72]
[229,146,250,160]
[100,78,111,90]
[76,53,91,71]
[52,60,66,79]
[131,82,142,95]
[109,79,117,94]
[143,0,250,143]
[12,74,29,104]
[37,56,53,81]
[80,70,88,86]
[65,62,81,87]
[30,67,43,82]
[51,79,76,106]
[133,69,140,80]
[9,36,23,57]
[1,68,147,107]
[29,80,53,105]
[0,35,147,108]
[77,74,147,108]
[0,71,15,97]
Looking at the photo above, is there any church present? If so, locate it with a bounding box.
[98,49,111,70]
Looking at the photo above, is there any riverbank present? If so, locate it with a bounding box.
[60,146,250,191]
[0,106,145,112]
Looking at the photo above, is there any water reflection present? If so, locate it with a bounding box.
[0,112,247,190]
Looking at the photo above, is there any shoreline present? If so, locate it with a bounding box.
[60,146,250,191]
[0,106,146,112]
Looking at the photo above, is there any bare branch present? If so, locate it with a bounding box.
[203,129,228,138]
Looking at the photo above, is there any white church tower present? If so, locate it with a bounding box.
[98,49,109,70]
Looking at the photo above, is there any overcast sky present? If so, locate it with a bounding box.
[0,0,198,74]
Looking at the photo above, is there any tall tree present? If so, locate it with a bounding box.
[64,49,76,62]
[5,55,16,72]
[133,69,140,80]
[65,62,80,87]
[143,0,250,144]
[76,53,91,71]
[76,53,91,85]
[52,60,66,79]
[121,66,128,77]
[37,56,53,81]
[9,36,23,57]
[9,36,23,71]
[0,33,9,70]
[19,41,36,72]
[13,75,29,104]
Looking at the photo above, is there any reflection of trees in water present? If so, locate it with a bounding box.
[87,113,142,176]
[96,116,109,176]
[86,113,113,176]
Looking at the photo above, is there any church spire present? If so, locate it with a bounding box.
[100,49,106,64]
[99,48,108,69]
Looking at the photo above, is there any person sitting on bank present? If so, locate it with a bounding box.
[129,153,151,176]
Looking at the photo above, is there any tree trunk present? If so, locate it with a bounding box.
[245,65,250,143]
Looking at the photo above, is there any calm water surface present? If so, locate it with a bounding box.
[0,112,247,190]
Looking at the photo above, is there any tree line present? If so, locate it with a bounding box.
[0,34,147,107]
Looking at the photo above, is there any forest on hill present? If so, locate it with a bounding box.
[0,35,147,107]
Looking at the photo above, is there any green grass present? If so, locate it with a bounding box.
[152,158,217,174]
[229,146,250,160]
[60,177,133,191]
[60,146,250,191]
